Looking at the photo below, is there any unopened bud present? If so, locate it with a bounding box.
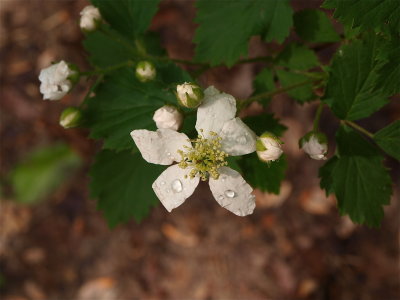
[256,132,283,162]
[39,61,78,101]
[299,131,328,160]
[153,105,183,131]
[80,5,101,32]
[59,107,83,129]
[176,82,203,108]
[135,61,156,82]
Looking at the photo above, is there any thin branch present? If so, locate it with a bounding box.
[238,79,319,111]
[342,120,374,139]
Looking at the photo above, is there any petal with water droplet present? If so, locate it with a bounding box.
[131,129,192,165]
[209,167,255,216]
[195,89,236,138]
[220,118,257,156]
[152,165,200,212]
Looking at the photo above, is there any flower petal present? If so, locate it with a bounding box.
[208,167,255,216]
[195,87,237,138]
[152,165,200,212]
[220,118,257,156]
[131,129,191,165]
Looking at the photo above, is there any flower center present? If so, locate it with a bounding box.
[178,130,228,181]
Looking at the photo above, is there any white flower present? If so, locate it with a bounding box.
[256,132,283,162]
[39,61,75,101]
[176,82,203,108]
[153,105,183,131]
[59,107,82,129]
[300,132,328,160]
[80,5,101,31]
[131,86,257,216]
[135,61,156,82]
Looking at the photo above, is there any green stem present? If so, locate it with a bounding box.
[313,103,324,131]
[79,75,104,108]
[342,120,374,139]
[238,79,319,112]
[80,61,134,77]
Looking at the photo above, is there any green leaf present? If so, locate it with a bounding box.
[83,29,135,68]
[85,64,191,150]
[253,68,275,94]
[319,125,392,227]
[276,69,314,103]
[194,0,293,66]
[323,35,389,120]
[83,27,166,69]
[243,113,287,137]
[293,9,340,43]
[90,150,165,227]
[323,0,400,33]
[375,41,400,95]
[318,156,337,196]
[91,0,160,38]
[276,44,319,70]
[257,0,293,43]
[253,68,275,106]
[239,153,287,194]
[226,156,242,173]
[10,144,81,204]
[374,120,400,161]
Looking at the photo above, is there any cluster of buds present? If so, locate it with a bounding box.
[299,131,328,160]
[256,132,283,162]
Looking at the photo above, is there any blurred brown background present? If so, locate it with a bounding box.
[0,0,399,299]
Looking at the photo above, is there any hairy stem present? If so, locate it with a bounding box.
[342,120,374,139]
[313,102,324,131]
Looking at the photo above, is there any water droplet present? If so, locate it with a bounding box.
[171,179,183,193]
[221,176,227,182]
[218,195,224,200]
[167,152,171,156]
[160,181,166,185]
[166,188,171,194]
[224,190,236,198]
[236,136,247,144]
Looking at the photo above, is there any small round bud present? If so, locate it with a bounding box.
[59,107,83,129]
[176,82,204,108]
[39,61,78,101]
[153,105,183,131]
[135,61,156,82]
[80,5,101,32]
[300,132,328,160]
[256,132,283,162]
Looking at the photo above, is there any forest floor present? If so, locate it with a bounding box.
[0,0,399,299]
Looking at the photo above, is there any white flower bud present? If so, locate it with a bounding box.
[176,82,203,108]
[59,107,83,129]
[39,61,77,101]
[80,5,101,31]
[256,132,283,162]
[300,132,328,160]
[135,61,156,82]
[153,105,183,131]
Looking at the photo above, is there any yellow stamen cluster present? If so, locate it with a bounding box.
[178,130,228,181]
